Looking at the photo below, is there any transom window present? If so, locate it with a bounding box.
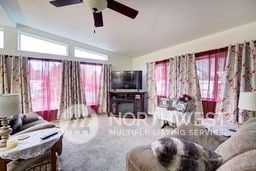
[18,32,68,56]
[0,30,3,48]
[75,47,108,61]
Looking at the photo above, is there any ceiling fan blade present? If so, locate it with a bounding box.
[107,0,138,19]
[93,12,104,27]
[49,0,83,7]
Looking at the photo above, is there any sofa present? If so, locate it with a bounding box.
[6,113,63,171]
[126,118,256,171]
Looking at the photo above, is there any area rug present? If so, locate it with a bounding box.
[54,115,172,171]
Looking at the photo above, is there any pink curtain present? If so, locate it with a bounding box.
[195,48,227,117]
[29,59,62,121]
[80,63,102,113]
[216,41,256,123]
[155,60,170,97]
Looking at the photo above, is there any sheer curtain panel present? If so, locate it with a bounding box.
[80,63,102,113]
[196,48,227,117]
[29,59,62,121]
[155,60,170,97]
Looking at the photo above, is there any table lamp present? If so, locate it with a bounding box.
[0,94,21,147]
[238,92,256,119]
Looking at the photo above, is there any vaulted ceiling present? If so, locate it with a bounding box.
[1,0,256,57]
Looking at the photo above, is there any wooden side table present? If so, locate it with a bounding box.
[0,128,64,171]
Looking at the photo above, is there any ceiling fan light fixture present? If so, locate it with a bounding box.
[86,0,107,12]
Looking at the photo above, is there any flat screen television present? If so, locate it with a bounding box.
[111,71,142,90]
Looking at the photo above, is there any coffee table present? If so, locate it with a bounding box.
[0,128,64,171]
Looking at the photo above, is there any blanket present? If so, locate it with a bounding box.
[151,137,222,171]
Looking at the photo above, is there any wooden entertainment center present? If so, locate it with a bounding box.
[109,91,146,117]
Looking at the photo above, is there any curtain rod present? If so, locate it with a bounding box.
[27,57,104,66]
[154,40,256,63]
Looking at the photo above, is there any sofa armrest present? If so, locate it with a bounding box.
[171,124,227,151]
[22,113,40,125]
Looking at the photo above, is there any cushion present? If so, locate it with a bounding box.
[22,113,40,125]
[217,150,256,171]
[159,97,170,108]
[151,137,222,171]
[168,98,179,110]
[8,114,26,135]
[215,121,256,164]
[168,97,194,113]
[175,101,188,113]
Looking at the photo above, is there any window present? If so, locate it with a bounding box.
[75,47,108,61]
[18,32,68,56]
[196,49,227,101]
[196,48,227,116]
[29,59,62,111]
[80,63,102,111]
[0,30,3,48]
[155,60,170,97]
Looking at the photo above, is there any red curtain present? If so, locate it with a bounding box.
[155,60,170,98]
[29,59,62,121]
[195,48,227,117]
[80,63,102,113]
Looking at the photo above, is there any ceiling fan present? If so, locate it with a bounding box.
[49,0,139,27]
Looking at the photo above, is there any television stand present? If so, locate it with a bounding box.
[109,91,146,118]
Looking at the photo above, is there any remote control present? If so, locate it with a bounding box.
[229,129,237,132]
[40,131,58,140]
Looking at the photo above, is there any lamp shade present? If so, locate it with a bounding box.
[238,92,256,111]
[0,94,21,117]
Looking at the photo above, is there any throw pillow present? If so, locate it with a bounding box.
[175,101,188,113]
[168,98,179,110]
[158,97,170,108]
[8,114,26,135]
[151,137,222,171]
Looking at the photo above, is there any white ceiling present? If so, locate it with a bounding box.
[1,0,256,57]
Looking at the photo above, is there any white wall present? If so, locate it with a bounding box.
[0,25,132,71]
[132,21,256,89]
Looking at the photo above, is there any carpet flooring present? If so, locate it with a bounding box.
[54,115,173,171]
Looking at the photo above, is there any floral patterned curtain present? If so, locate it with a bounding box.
[58,60,86,120]
[98,64,111,114]
[0,55,32,113]
[169,54,203,113]
[0,55,9,94]
[216,41,256,123]
[147,62,157,114]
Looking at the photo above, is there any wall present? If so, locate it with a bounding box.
[132,21,256,89]
[0,25,132,71]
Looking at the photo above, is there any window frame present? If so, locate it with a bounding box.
[74,47,108,61]
[18,31,68,56]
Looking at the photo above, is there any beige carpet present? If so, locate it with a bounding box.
[55,115,173,171]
